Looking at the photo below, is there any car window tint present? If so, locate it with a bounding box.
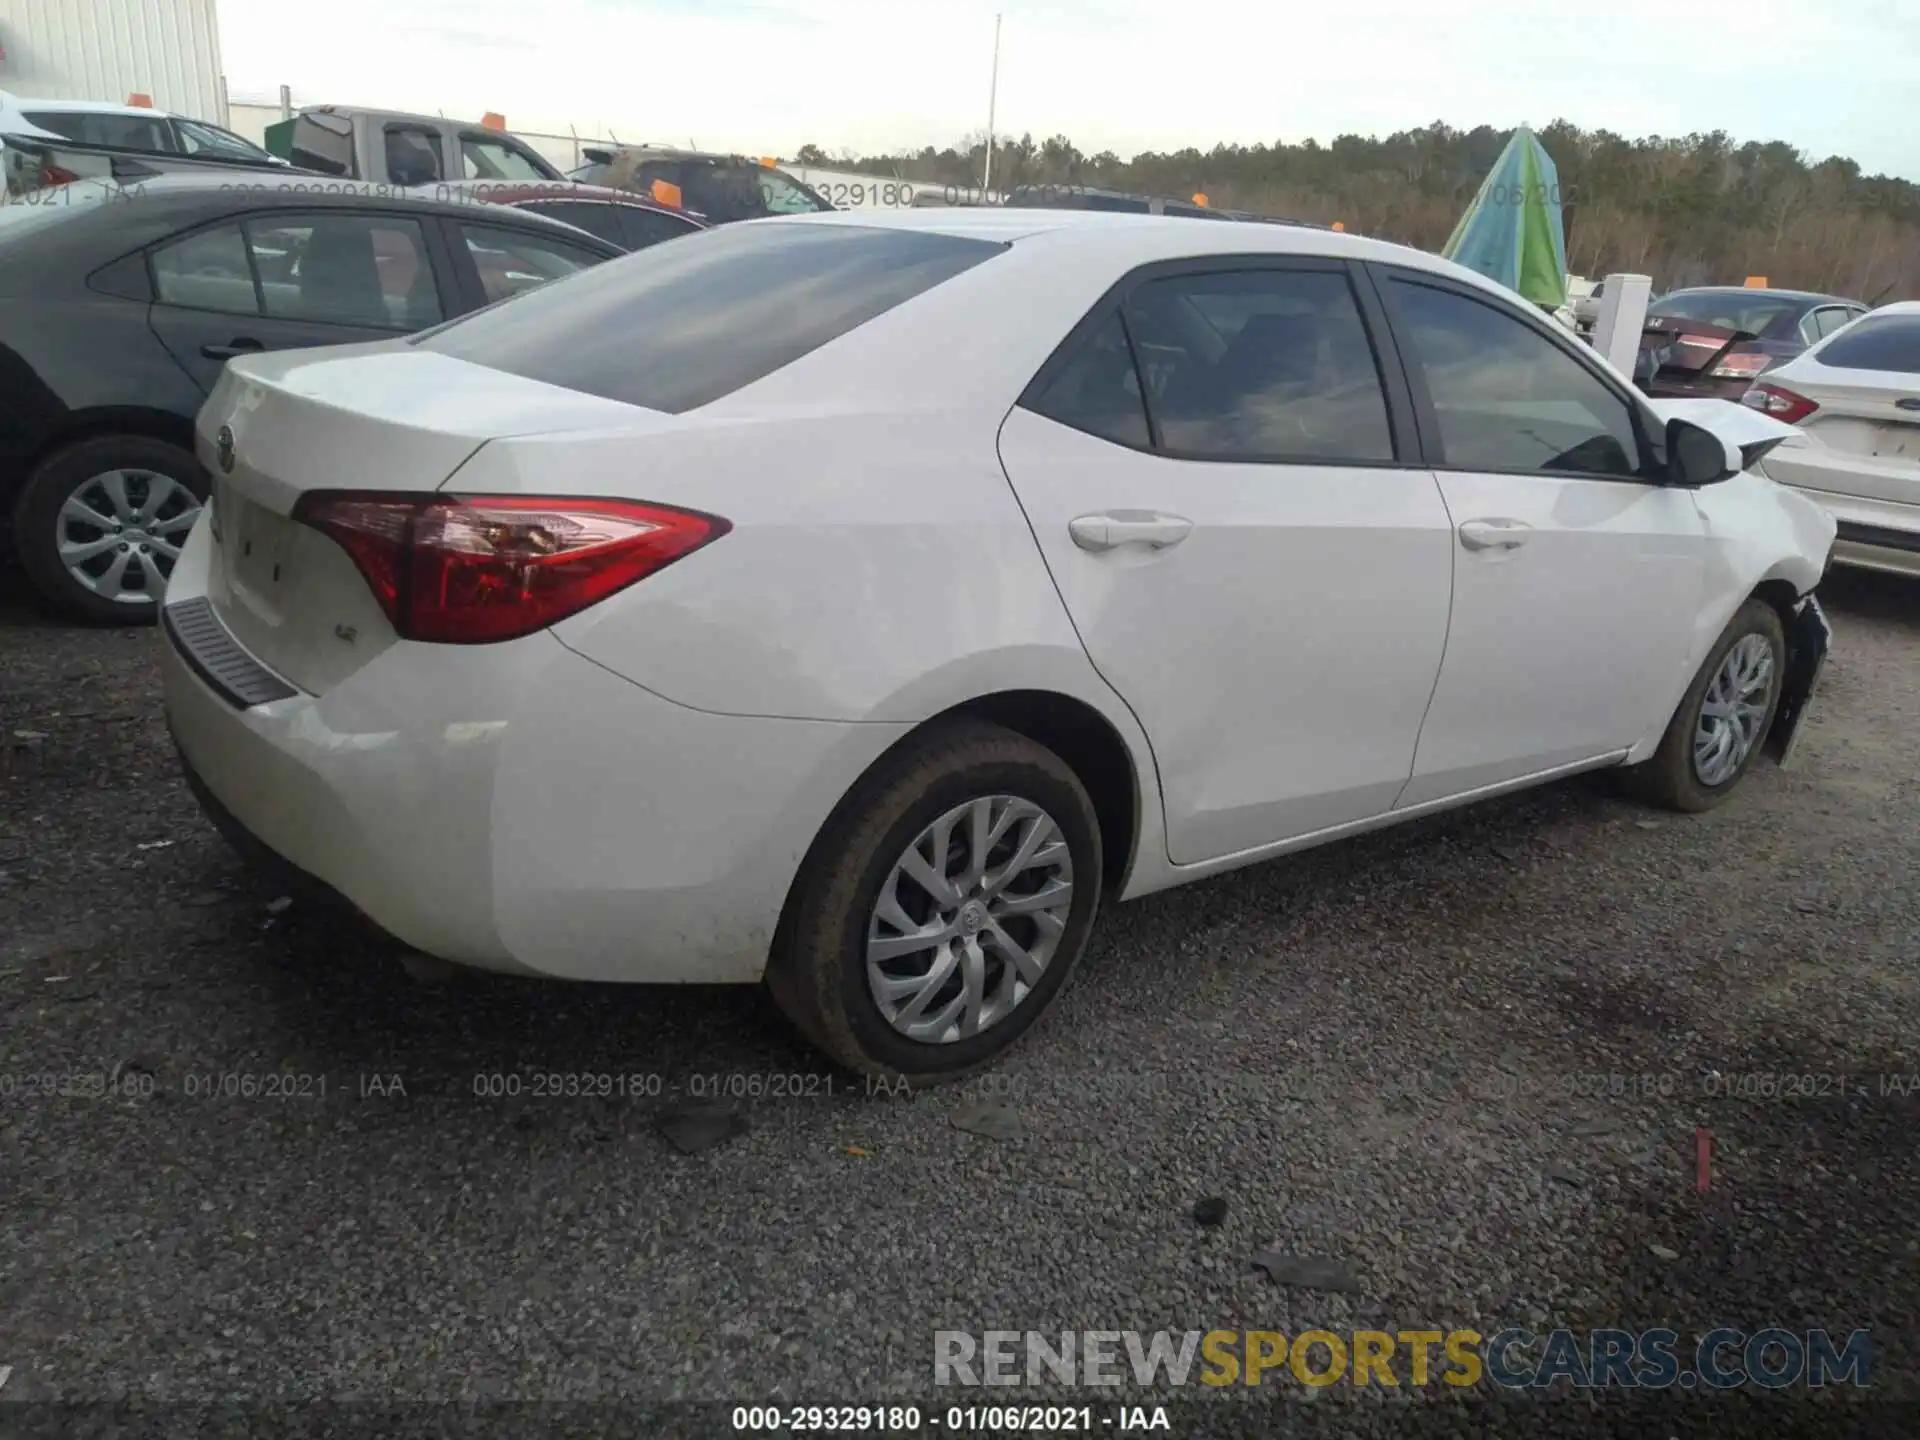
[1122,269,1394,462]
[23,110,174,151]
[462,136,550,182]
[515,200,628,248]
[416,222,1004,413]
[459,222,605,305]
[151,225,259,315]
[1818,314,1920,373]
[1812,307,1853,340]
[757,169,829,214]
[1390,279,1642,478]
[619,206,700,250]
[245,215,441,329]
[384,126,443,186]
[1025,313,1150,448]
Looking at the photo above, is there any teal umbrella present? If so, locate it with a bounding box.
[1441,126,1568,310]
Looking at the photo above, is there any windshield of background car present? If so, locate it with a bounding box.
[414,221,1005,413]
[1815,314,1920,373]
[1649,291,1806,338]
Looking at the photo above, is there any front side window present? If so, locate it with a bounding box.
[1390,278,1644,478]
[1122,268,1395,463]
[416,222,1004,413]
[1024,313,1150,449]
[461,135,553,182]
[246,214,441,329]
[459,221,606,305]
[150,225,258,315]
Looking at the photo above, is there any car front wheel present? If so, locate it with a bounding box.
[1624,597,1787,811]
[768,720,1103,1084]
[13,435,207,625]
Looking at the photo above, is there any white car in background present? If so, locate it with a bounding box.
[1746,300,1920,578]
[160,210,1835,1081]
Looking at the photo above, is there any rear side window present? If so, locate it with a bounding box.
[458,221,606,304]
[619,206,701,250]
[151,225,258,315]
[1025,313,1150,448]
[1818,314,1920,373]
[1125,269,1395,463]
[416,222,1005,413]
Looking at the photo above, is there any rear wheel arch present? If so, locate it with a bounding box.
[772,688,1144,960]
[22,407,201,483]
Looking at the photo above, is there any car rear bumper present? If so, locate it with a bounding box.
[1758,453,1920,579]
[159,531,910,983]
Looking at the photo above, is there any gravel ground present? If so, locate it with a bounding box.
[1,565,1915,1438]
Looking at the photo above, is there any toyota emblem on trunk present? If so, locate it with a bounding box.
[215,425,236,474]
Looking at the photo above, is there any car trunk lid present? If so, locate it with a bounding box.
[1767,367,1920,503]
[197,344,667,695]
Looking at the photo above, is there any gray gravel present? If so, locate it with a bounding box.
[2,566,1916,1436]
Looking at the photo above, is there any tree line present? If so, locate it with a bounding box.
[792,122,1920,301]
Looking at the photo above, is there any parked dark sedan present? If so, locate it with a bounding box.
[407,178,708,251]
[0,174,624,623]
[1634,286,1868,400]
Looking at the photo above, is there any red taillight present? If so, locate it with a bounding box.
[291,493,729,643]
[37,162,79,188]
[1740,384,1819,425]
[1710,350,1774,379]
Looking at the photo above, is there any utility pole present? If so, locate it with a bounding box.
[982,12,1002,194]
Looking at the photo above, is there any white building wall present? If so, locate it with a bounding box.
[0,0,226,123]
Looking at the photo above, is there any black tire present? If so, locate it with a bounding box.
[1622,598,1787,812]
[12,435,208,626]
[767,719,1103,1085]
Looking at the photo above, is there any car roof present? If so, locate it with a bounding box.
[1659,286,1857,306]
[0,172,626,267]
[412,179,709,223]
[1,94,183,119]
[297,105,477,129]
[763,205,1423,261]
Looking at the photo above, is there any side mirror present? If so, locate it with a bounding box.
[1666,417,1739,487]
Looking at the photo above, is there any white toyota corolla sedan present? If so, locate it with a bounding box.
[161,209,1838,1081]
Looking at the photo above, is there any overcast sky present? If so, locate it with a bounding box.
[219,0,1920,179]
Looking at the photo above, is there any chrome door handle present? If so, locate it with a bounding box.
[1069,511,1194,553]
[1458,518,1531,552]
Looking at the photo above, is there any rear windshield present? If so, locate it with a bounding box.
[1648,291,1805,338]
[414,220,1005,413]
[1816,314,1920,373]
[22,110,175,151]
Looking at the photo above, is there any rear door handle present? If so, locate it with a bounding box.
[1458,518,1532,552]
[201,338,266,360]
[1069,511,1194,553]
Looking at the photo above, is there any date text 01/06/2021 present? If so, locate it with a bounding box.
[731,1405,1171,1432]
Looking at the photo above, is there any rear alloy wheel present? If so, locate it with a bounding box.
[1624,598,1786,812]
[767,720,1103,1083]
[14,436,206,625]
